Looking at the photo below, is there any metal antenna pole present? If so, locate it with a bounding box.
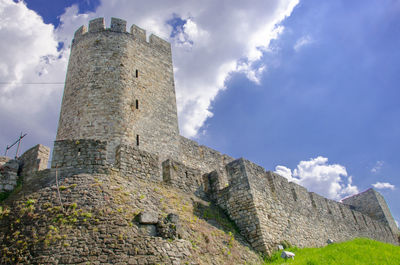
[3,133,27,158]
[15,132,23,159]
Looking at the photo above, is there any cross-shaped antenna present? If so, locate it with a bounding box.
[4,132,27,158]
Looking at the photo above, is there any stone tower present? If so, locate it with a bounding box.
[56,17,180,162]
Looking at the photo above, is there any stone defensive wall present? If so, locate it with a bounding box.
[52,139,208,197]
[0,157,18,192]
[342,188,399,234]
[50,139,398,254]
[179,136,234,186]
[206,158,398,253]
[162,159,205,197]
[52,135,236,195]
[0,144,50,193]
[115,144,161,182]
[4,15,397,260]
[56,17,180,164]
[17,144,49,177]
[5,139,399,255]
[51,139,109,176]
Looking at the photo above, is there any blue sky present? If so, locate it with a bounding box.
[1,0,399,226]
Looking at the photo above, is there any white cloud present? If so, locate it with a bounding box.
[275,165,296,182]
[293,35,313,51]
[275,156,359,200]
[0,0,300,146]
[0,0,67,146]
[396,220,399,228]
[372,182,395,190]
[371,160,384,173]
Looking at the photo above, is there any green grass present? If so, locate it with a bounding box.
[264,238,400,265]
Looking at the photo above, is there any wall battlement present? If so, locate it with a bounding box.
[73,17,171,53]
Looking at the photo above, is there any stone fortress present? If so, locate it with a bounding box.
[1,17,399,255]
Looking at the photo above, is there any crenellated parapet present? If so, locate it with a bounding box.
[72,17,171,52]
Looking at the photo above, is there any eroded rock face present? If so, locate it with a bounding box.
[0,172,261,265]
[1,145,50,193]
[138,211,182,239]
[157,213,181,240]
[139,211,158,224]
[0,173,192,264]
[0,158,18,192]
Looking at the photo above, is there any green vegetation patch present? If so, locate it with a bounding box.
[264,238,400,265]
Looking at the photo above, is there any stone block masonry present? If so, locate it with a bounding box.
[162,159,204,197]
[208,158,398,254]
[179,136,234,185]
[213,159,268,252]
[51,139,109,176]
[42,16,399,258]
[51,141,209,197]
[0,145,50,192]
[56,17,180,164]
[342,188,399,234]
[17,144,49,177]
[0,157,18,192]
[115,144,161,182]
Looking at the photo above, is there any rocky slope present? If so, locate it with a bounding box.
[0,170,262,264]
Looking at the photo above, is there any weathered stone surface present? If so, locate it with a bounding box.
[138,224,157,236]
[157,213,181,240]
[281,251,295,259]
[162,159,204,196]
[17,144,50,178]
[1,145,50,193]
[167,213,179,224]
[0,172,262,265]
[51,139,109,176]
[116,144,160,182]
[56,18,180,163]
[179,136,234,183]
[208,158,399,254]
[139,211,158,224]
[342,188,399,234]
[9,16,395,264]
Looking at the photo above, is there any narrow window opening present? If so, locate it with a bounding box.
[291,187,298,201]
[136,100,139,109]
[78,148,81,156]
[185,171,188,178]
[135,69,139,78]
[136,135,139,146]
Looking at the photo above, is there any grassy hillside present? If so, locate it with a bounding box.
[265,238,400,265]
